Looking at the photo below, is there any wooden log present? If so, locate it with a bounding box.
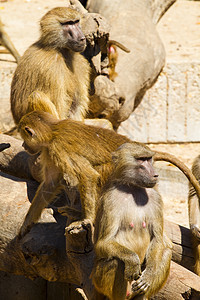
[152,261,200,300]
[0,166,95,298]
[164,219,195,272]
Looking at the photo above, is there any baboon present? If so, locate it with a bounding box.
[92,143,172,300]
[188,155,200,275]
[155,151,200,277]
[11,7,90,125]
[18,110,130,236]
[107,40,130,81]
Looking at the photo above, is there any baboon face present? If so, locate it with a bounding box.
[21,127,41,155]
[133,157,158,188]
[40,7,86,52]
[61,19,86,52]
[112,143,158,188]
[18,111,55,155]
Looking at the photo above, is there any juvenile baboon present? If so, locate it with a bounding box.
[92,143,172,300]
[11,7,90,125]
[188,155,200,275]
[107,40,130,81]
[18,110,130,236]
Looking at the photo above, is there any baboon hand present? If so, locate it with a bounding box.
[66,218,94,241]
[124,256,141,282]
[131,270,150,296]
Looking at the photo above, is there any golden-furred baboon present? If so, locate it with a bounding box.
[107,40,130,81]
[18,110,130,236]
[11,7,90,124]
[92,143,172,300]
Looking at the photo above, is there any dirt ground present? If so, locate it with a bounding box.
[0,0,200,228]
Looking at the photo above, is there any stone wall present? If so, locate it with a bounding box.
[118,62,200,143]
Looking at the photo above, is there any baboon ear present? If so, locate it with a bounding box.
[25,126,36,137]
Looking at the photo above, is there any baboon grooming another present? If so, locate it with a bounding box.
[18,110,130,236]
[92,143,172,300]
[11,7,90,124]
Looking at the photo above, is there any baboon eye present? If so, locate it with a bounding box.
[136,157,152,161]
[136,157,146,161]
[25,127,35,137]
[61,20,79,26]
[98,114,106,119]
[119,97,125,105]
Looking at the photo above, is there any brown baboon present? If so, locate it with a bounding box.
[188,155,200,275]
[92,143,172,300]
[107,40,130,81]
[18,110,130,236]
[10,7,90,125]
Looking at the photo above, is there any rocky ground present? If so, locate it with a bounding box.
[0,0,200,228]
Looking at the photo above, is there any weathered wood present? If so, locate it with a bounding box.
[152,261,200,300]
[0,169,95,298]
[164,219,195,272]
